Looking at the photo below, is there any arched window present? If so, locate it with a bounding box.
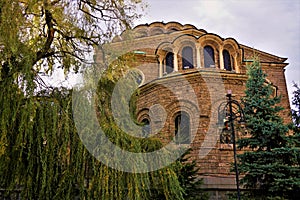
[165,52,174,74]
[141,118,150,137]
[204,46,215,68]
[126,68,144,86]
[175,112,190,144]
[182,46,194,69]
[223,50,232,71]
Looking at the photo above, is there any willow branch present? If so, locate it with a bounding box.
[34,9,55,65]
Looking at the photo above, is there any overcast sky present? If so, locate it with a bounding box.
[135,0,300,102]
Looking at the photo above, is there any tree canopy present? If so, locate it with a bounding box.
[0,0,144,81]
[291,82,300,134]
[0,1,188,199]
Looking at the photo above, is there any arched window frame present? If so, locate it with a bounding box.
[231,55,236,71]
[223,49,232,71]
[165,52,174,74]
[174,111,191,144]
[181,46,194,70]
[204,45,215,68]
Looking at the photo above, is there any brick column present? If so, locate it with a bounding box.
[234,55,239,73]
[219,48,224,70]
[196,44,202,68]
[159,57,163,77]
[174,48,179,72]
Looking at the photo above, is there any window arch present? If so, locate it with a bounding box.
[223,50,232,71]
[165,52,174,74]
[175,112,190,144]
[182,46,194,69]
[204,45,215,68]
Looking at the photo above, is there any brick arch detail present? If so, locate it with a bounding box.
[165,99,200,140]
[156,42,175,59]
[223,38,243,72]
[198,37,221,69]
[150,27,165,36]
[136,108,150,122]
[198,34,223,48]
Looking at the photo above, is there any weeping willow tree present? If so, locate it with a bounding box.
[0,85,87,199]
[0,77,184,200]
[0,0,184,199]
[70,50,185,199]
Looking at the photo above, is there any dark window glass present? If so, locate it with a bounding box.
[175,112,190,144]
[204,46,215,68]
[126,69,144,86]
[165,52,174,74]
[141,118,150,137]
[135,72,143,85]
[182,46,194,69]
[223,50,232,71]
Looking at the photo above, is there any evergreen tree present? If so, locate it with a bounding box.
[237,59,300,199]
[174,149,208,200]
[291,82,300,144]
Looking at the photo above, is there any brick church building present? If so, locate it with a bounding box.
[99,22,291,199]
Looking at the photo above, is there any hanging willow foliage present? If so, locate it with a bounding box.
[72,52,185,199]
[0,0,185,199]
[0,53,184,200]
[1,80,82,199]
[94,75,184,200]
[0,79,184,199]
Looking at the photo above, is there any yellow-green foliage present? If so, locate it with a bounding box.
[0,77,184,199]
[0,1,184,199]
